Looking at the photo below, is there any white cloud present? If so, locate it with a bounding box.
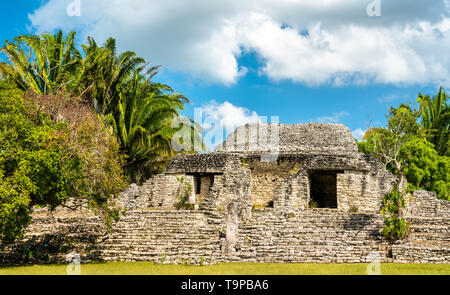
[28,0,450,86]
[197,100,262,150]
[316,111,349,123]
[200,100,261,131]
[352,128,366,141]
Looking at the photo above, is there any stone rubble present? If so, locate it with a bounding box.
[1,123,448,265]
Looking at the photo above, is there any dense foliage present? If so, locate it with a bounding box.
[417,88,450,156]
[399,139,449,200]
[358,88,450,201]
[381,186,410,242]
[104,68,204,182]
[0,30,204,183]
[0,31,79,94]
[0,30,206,242]
[0,81,128,242]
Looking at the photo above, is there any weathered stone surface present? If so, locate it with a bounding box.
[405,190,450,218]
[165,153,239,174]
[2,206,448,265]
[1,123,448,266]
[215,123,358,155]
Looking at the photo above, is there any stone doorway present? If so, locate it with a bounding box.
[190,173,215,204]
[309,171,342,208]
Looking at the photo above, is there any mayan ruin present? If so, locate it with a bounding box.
[1,123,449,266]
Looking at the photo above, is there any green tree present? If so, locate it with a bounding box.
[359,105,419,190]
[73,37,146,114]
[1,30,205,184]
[0,81,127,243]
[0,31,146,114]
[417,87,450,156]
[399,138,449,201]
[360,127,449,201]
[0,30,79,94]
[105,68,204,183]
[381,186,410,242]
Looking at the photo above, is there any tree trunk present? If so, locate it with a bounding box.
[394,161,406,191]
[397,172,407,218]
[398,173,407,192]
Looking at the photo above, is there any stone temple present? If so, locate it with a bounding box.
[138,123,396,215]
[1,123,449,265]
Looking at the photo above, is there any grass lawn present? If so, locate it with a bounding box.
[0,262,449,275]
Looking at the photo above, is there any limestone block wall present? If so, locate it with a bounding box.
[201,157,252,219]
[0,209,228,265]
[100,210,225,264]
[272,154,395,213]
[233,209,450,264]
[142,150,395,214]
[1,205,449,266]
[235,209,390,263]
[145,153,253,216]
[391,244,450,263]
[406,215,450,246]
[273,171,309,210]
[405,190,450,218]
[117,174,195,210]
[336,171,389,213]
[247,158,301,206]
[391,214,450,263]
[196,175,213,204]
[215,123,358,155]
[121,152,395,215]
[0,211,106,265]
[201,174,224,210]
[273,170,392,213]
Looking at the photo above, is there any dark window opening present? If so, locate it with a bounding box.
[187,173,218,195]
[310,170,342,208]
[195,175,201,194]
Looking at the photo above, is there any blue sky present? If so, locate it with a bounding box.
[0,1,447,149]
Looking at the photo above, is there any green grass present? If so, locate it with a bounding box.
[0,262,449,275]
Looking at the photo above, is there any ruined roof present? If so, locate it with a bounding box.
[165,123,359,173]
[215,123,358,155]
[164,153,240,174]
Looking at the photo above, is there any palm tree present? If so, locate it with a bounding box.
[1,31,205,182]
[417,87,450,156]
[0,30,80,94]
[105,67,204,183]
[73,37,146,114]
[0,31,146,115]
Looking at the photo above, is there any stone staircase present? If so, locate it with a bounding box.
[99,210,224,264]
[390,216,450,263]
[407,216,450,243]
[0,211,105,265]
[1,207,448,265]
[234,209,450,264]
[236,209,390,263]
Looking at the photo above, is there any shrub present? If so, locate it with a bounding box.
[308,199,318,209]
[175,177,194,210]
[349,206,359,213]
[240,158,249,168]
[160,254,166,263]
[381,186,411,242]
[0,82,128,242]
[399,138,449,201]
